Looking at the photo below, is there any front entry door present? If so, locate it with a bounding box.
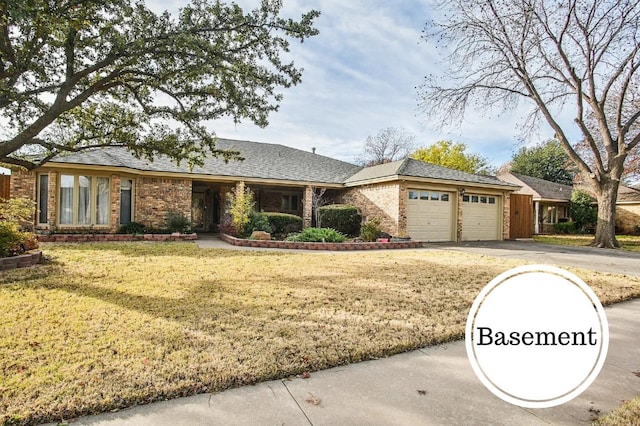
[191,192,205,231]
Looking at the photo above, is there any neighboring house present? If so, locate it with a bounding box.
[9,138,519,242]
[498,173,572,234]
[615,186,640,234]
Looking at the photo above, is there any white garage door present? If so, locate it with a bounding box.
[407,189,454,242]
[462,194,500,241]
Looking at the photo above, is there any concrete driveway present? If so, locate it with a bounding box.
[430,240,640,277]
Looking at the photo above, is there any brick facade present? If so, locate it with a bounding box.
[135,177,192,228]
[616,204,640,234]
[9,170,37,225]
[337,183,401,236]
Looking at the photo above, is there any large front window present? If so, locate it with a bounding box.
[59,174,110,226]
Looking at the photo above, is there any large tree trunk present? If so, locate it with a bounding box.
[592,178,620,248]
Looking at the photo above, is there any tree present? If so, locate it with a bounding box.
[0,0,319,169]
[357,127,415,166]
[411,140,491,174]
[510,140,577,185]
[419,0,640,248]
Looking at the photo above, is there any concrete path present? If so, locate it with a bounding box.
[429,240,640,277]
[70,299,640,425]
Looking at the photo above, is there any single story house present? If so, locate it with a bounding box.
[10,138,519,242]
[498,172,572,234]
[615,186,640,234]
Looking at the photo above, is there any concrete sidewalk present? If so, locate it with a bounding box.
[72,298,640,426]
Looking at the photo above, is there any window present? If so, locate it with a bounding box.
[471,195,479,203]
[431,192,439,201]
[420,191,430,200]
[409,191,419,200]
[463,194,470,202]
[281,193,299,212]
[37,174,49,224]
[59,174,110,226]
[480,196,487,204]
[120,179,133,225]
[488,197,496,204]
[441,193,450,202]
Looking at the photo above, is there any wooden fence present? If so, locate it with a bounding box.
[0,174,9,199]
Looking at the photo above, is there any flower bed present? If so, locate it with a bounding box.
[0,251,43,271]
[219,233,423,250]
[37,233,198,243]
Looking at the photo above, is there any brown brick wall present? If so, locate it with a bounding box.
[616,204,640,234]
[135,177,192,228]
[9,170,36,201]
[337,183,400,236]
[110,174,121,232]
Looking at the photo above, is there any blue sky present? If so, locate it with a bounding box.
[151,0,566,167]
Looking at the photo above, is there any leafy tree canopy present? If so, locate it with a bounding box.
[0,0,319,169]
[411,140,491,175]
[510,140,577,185]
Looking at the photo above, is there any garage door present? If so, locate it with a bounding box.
[407,189,454,242]
[462,194,500,241]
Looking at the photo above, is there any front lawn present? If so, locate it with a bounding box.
[1,243,639,425]
[534,234,640,252]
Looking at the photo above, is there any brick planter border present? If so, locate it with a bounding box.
[219,233,423,250]
[37,233,198,243]
[0,251,43,271]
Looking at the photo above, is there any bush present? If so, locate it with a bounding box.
[119,222,146,234]
[360,218,382,242]
[553,222,576,234]
[166,211,192,233]
[318,204,361,236]
[0,222,38,257]
[226,186,254,237]
[263,212,302,237]
[569,190,597,233]
[217,218,239,237]
[246,212,272,236]
[285,227,346,243]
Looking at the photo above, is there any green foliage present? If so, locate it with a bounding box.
[411,140,491,174]
[226,186,255,237]
[166,211,192,233]
[0,1,319,168]
[552,222,576,234]
[246,212,272,235]
[510,140,576,185]
[119,222,146,234]
[263,212,302,236]
[360,218,382,242]
[285,227,347,243]
[0,198,35,226]
[569,190,597,232]
[318,204,362,236]
[0,198,38,257]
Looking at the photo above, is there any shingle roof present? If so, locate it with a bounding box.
[47,140,519,189]
[506,173,573,201]
[345,158,518,188]
[615,185,640,202]
[50,139,362,185]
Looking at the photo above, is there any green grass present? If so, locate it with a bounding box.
[1,242,640,425]
[594,396,640,425]
[534,234,640,252]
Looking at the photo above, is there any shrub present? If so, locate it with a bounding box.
[553,221,576,234]
[569,190,597,233]
[217,218,239,237]
[318,204,361,236]
[246,212,272,236]
[0,198,39,257]
[119,222,146,234]
[226,186,254,236]
[360,217,382,242]
[285,227,346,243]
[263,212,302,237]
[166,211,192,233]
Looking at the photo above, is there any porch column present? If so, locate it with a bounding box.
[534,200,540,234]
[302,185,313,229]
